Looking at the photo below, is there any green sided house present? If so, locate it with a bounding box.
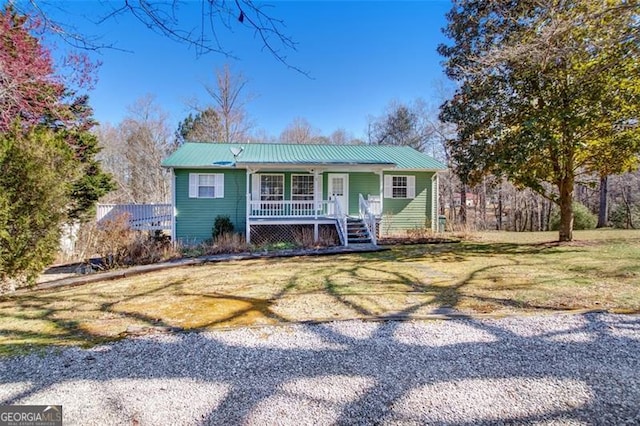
[161,143,446,246]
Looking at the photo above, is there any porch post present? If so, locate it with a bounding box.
[246,168,251,244]
[313,169,319,220]
[171,168,177,246]
[377,170,384,214]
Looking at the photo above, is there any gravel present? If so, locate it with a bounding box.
[1,312,639,425]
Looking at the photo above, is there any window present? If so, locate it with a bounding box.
[392,176,407,199]
[260,174,284,201]
[188,173,224,199]
[384,175,416,199]
[292,175,314,201]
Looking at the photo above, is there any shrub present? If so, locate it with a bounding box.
[610,204,640,229]
[96,213,176,269]
[208,232,248,254]
[550,202,597,231]
[406,227,435,240]
[212,215,234,239]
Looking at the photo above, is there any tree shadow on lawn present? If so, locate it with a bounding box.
[0,243,589,357]
[377,240,581,264]
[0,309,638,424]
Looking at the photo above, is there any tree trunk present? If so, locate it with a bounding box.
[497,185,503,230]
[597,175,608,228]
[459,184,467,225]
[558,176,574,241]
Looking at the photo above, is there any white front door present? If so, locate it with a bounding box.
[328,173,349,215]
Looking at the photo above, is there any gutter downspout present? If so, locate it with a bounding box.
[431,173,439,232]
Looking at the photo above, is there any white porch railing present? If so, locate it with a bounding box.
[367,195,381,216]
[96,204,172,231]
[249,200,336,218]
[248,199,348,246]
[359,194,377,245]
[333,197,348,246]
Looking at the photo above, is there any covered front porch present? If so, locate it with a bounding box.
[247,196,381,246]
[243,167,384,246]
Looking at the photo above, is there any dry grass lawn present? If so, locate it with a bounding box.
[1,229,638,356]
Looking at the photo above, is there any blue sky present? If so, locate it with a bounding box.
[41,1,452,140]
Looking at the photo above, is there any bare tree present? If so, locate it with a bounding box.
[247,128,277,143]
[191,64,254,143]
[279,117,320,144]
[97,95,172,203]
[328,128,361,145]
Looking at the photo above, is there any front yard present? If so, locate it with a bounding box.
[1,229,639,356]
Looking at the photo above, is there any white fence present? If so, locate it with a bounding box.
[96,204,172,231]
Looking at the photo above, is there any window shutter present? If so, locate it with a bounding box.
[215,174,224,198]
[251,174,260,200]
[384,175,392,198]
[189,173,198,198]
[407,176,416,199]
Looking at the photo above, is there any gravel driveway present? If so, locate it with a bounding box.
[1,312,639,425]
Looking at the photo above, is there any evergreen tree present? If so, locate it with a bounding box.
[0,127,77,290]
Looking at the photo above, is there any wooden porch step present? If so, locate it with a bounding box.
[346,218,372,244]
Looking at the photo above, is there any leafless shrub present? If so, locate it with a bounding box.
[318,226,339,247]
[207,232,249,254]
[448,222,477,240]
[406,227,436,240]
[95,213,176,269]
[293,226,316,248]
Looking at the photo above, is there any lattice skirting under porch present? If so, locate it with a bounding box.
[250,224,340,247]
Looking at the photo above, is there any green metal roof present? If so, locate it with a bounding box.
[162,142,446,170]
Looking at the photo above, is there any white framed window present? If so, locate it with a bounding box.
[189,173,224,198]
[291,174,314,201]
[260,174,284,201]
[384,175,416,199]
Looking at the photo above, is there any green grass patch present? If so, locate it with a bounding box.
[1,229,639,356]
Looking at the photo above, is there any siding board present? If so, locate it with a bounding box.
[175,168,246,244]
[380,171,434,236]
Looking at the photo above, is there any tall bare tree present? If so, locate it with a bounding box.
[206,64,254,142]
[279,117,320,144]
[97,95,172,203]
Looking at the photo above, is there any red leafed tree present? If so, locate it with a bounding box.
[0,6,67,132]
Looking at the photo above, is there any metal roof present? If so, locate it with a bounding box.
[161,142,446,170]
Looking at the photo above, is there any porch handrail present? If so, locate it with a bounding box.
[358,194,377,245]
[367,195,382,216]
[248,200,334,218]
[332,196,348,246]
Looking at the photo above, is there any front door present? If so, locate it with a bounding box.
[328,173,349,215]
